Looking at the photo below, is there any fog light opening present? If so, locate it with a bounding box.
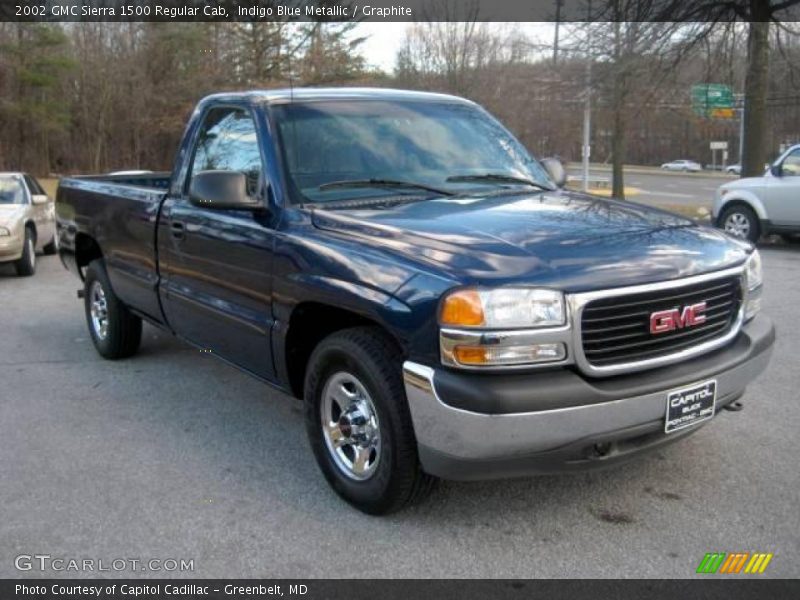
[592,442,613,458]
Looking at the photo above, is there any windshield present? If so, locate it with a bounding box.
[0,177,26,205]
[272,100,553,204]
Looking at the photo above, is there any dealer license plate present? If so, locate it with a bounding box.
[665,379,716,434]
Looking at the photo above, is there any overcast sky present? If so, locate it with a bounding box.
[355,23,557,73]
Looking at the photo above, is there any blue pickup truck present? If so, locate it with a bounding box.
[57,88,774,514]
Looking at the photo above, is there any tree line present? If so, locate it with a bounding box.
[1,5,799,201]
[0,21,371,174]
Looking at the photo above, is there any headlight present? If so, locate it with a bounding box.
[744,249,762,291]
[744,250,763,321]
[439,287,568,368]
[0,227,10,236]
[439,288,565,329]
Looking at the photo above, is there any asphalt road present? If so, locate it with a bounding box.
[1,249,798,579]
[566,166,733,209]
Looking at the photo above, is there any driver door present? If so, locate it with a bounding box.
[158,104,278,380]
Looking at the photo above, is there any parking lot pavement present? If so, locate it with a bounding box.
[1,250,798,579]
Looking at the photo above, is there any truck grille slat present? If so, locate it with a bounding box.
[585,327,733,366]
[582,304,734,343]
[584,320,729,355]
[582,301,735,335]
[581,280,733,314]
[579,274,743,368]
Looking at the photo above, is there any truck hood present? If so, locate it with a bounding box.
[310,190,749,291]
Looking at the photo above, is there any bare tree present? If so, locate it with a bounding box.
[650,0,800,176]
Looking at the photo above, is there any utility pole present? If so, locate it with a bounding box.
[582,61,591,192]
[581,1,593,192]
[737,93,746,167]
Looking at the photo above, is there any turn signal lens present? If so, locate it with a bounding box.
[453,343,566,366]
[440,290,485,327]
[452,346,490,365]
[745,249,763,291]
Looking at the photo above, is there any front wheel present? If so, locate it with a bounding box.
[304,327,435,514]
[720,205,760,243]
[84,259,142,359]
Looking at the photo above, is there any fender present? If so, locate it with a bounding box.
[270,272,417,392]
[718,189,767,221]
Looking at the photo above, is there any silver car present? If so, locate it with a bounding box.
[713,144,800,243]
[0,173,57,276]
[660,159,702,172]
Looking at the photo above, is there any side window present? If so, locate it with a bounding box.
[781,149,800,176]
[190,107,263,196]
[25,175,45,196]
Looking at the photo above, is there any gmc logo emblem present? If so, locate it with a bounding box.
[650,302,707,334]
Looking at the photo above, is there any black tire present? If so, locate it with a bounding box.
[14,227,36,277]
[304,326,436,515]
[719,204,760,243]
[43,234,58,255]
[84,259,142,359]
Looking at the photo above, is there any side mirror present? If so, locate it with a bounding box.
[31,194,49,205]
[770,164,782,177]
[541,158,567,188]
[189,170,262,210]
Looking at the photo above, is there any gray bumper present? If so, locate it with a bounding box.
[403,315,774,480]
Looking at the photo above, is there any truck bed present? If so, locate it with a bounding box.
[56,173,170,323]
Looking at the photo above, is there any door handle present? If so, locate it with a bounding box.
[170,221,186,240]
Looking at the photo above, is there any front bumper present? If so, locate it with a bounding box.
[0,233,23,262]
[403,315,775,480]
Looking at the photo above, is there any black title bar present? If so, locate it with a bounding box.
[1,0,799,22]
[3,579,800,600]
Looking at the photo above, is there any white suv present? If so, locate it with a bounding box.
[713,144,800,243]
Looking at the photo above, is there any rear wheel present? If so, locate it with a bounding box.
[84,259,142,359]
[14,228,36,277]
[720,205,760,243]
[304,326,435,514]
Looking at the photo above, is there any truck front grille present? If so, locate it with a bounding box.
[580,275,744,369]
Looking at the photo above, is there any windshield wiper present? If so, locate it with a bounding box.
[446,173,553,191]
[318,178,455,196]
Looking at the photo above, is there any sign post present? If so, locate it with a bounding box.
[710,141,729,170]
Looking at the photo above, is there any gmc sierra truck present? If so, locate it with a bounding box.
[57,89,775,514]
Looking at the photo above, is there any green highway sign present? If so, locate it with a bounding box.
[691,84,734,117]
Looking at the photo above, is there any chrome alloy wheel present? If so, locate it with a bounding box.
[724,212,751,238]
[321,371,381,481]
[89,280,109,340]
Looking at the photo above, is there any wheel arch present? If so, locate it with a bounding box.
[280,300,407,400]
[23,220,36,242]
[718,193,767,222]
[73,232,104,278]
